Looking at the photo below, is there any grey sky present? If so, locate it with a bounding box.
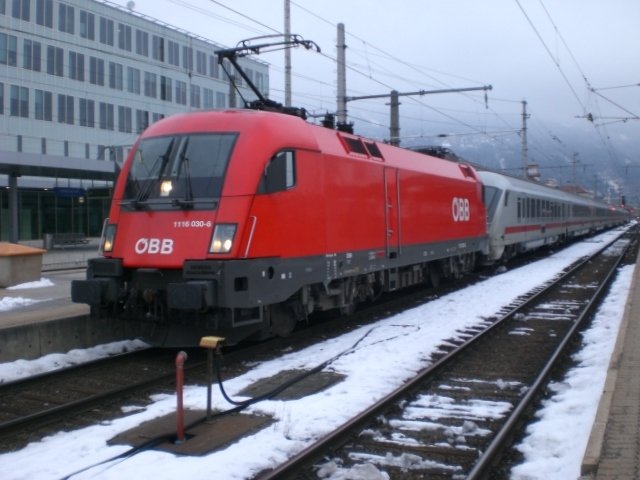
[116,0,640,165]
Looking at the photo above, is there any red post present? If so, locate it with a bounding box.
[175,351,188,444]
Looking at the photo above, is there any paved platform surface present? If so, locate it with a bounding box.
[581,248,640,478]
[0,240,122,361]
[0,240,99,328]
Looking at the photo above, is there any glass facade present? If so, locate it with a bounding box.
[0,187,111,240]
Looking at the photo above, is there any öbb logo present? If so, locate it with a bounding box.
[452,197,470,222]
[135,238,174,255]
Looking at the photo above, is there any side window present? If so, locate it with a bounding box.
[259,150,295,194]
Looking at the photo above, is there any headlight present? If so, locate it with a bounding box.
[102,223,117,253]
[160,180,173,196]
[209,223,237,254]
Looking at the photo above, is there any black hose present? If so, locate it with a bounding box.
[60,326,379,480]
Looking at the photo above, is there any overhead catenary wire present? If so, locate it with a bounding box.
[206,0,510,141]
[514,0,587,115]
[142,0,632,181]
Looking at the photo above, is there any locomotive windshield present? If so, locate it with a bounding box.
[123,133,237,208]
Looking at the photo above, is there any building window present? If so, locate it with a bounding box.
[109,61,123,90]
[168,40,179,66]
[35,89,52,120]
[89,56,105,85]
[144,72,156,98]
[69,51,84,81]
[36,0,53,27]
[12,0,29,21]
[118,105,132,133]
[135,29,148,56]
[208,54,218,78]
[152,35,164,61]
[182,46,193,70]
[216,92,226,108]
[10,85,28,117]
[46,45,63,76]
[99,17,114,46]
[0,33,18,66]
[255,72,265,93]
[160,75,172,101]
[118,23,131,51]
[127,66,140,94]
[58,3,74,34]
[135,109,149,133]
[57,94,74,124]
[203,88,214,108]
[175,80,187,105]
[0,82,4,114]
[99,102,114,130]
[23,39,41,71]
[196,51,206,75]
[79,98,94,127]
[190,85,201,108]
[80,10,95,40]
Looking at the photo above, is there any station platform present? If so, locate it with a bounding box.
[0,238,99,329]
[0,239,129,362]
[581,248,640,478]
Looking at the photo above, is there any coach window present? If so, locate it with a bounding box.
[259,150,295,194]
[517,197,521,219]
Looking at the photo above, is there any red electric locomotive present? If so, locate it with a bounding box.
[72,109,488,345]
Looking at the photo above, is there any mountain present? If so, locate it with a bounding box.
[401,121,639,208]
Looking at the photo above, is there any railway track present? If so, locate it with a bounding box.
[0,348,181,450]
[0,241,505,454]
[1,228,634,478]
[257,230,638,479]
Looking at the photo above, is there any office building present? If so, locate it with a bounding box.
[0,0,268,242]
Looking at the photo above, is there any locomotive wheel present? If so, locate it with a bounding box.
[429,267,441,288]
[270,303,297,337]
[340,302,356,316]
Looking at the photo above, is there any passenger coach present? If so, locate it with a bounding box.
[479,170,627,262]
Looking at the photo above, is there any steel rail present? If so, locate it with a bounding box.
[0,349,203,437]
[257,229,634,479]
[468,231,637,478]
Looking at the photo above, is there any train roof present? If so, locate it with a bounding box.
[477,169,615,209]
[138,109,482,185]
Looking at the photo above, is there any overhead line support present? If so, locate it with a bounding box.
[345,85,493,146]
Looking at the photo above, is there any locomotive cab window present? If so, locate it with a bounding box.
[258,150,295,194]
[123,132,237,208]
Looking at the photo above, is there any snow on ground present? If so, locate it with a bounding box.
[0,340,150,384]
[511,264,635,479]
[0,278,54,311]
[0,296,40,311]
[6,278,55,290]
[0,227,633,480]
